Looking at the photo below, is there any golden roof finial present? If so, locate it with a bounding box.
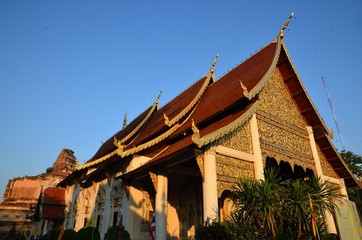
[122,109,127,130]
[157,89,163,101]
[210,53,219,74]
[279,12,294,40]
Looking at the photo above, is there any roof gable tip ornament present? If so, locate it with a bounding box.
[122,109,128,130]
[154,89,163,110]
[278,11,294,41]
[113,137,125,152]
[156,89,163,104]
[163,112,170,126]
[191,119,203,147]
[209,53,219,82]
[240,80,252,100]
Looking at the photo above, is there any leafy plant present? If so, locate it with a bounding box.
[229,168,341,239]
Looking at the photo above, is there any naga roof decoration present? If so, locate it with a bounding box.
[164,56,216,127]
[114,90,162,148]
[59,21,360,188]
[118,123,180,158]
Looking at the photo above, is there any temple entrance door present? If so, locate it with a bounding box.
[178,181,202,240]
[168,164,203,240]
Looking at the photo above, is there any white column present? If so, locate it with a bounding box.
[101,183,111,236]
[250,114,264,180]
[306,126,337,234]
[126,185,137,238]
[306,126,323,177]
[339,179,348,199]
[203,149,219,223]
[155,171,168,240]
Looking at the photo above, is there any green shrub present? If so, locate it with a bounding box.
[62,229,77,240]
[104,225,130,240]
[76,227,100,240]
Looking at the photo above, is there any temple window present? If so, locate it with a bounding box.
[110,180,124,226]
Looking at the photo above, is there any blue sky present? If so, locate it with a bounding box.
[1,1,361,198]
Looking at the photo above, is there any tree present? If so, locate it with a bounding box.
[340,150,362,216]
[340,150,362,179]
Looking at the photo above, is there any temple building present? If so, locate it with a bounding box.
[0,149,78,239]
[58,26,361,239]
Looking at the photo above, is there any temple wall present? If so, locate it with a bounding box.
[63,176,151,240]
[257,68,316,171]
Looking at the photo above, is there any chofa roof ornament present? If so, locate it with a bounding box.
[279,12,294,40]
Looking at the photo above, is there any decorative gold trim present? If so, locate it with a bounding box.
[279,41,330,133]
[115,91,162,147]
[76,150,118,170]
[240,80,251,99]
[247,42,282,99]
[192,101,260,148]
[258,110,309,139]
[194,149,204,181]
[113,137,125,151]
[191,119,201,144]
[118,123,180,158]
[163,113,170,125]
[164,74,212,127]
[149,171,157,192]
[278,12,294,40]
[210,54,219,81]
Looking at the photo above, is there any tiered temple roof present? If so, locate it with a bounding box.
[59,36,360,189]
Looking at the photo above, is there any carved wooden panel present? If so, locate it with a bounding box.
[216,154,254,197]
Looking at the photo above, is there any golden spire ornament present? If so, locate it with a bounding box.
[279,12,294,40]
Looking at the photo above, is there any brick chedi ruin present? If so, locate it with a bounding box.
[0,149,78,239]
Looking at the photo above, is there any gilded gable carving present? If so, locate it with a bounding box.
[258,68,306,127]
[216,154,254,197]
[211,124,253,154]
[257,68,314,170]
